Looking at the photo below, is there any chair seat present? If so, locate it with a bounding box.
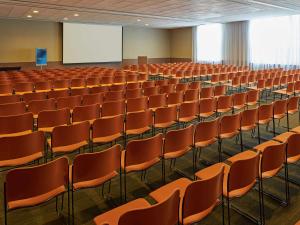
[199,112,215,118]
[92,133,122,143]
[217,108,231,113]
[178,116,197,123]
[93,198,150,225]
[291,126,300,134]
[254,140,281,152]
[195,163,224,180]
[154,121,176,129]
[38,127,56,133]
[8,185,66,210]
[273,132,295,143]
[241,124,256,131]
[261,166,282,179]
[195,138,217,148]
[0,152,43,167]
[274,113,286,119]
[258,118,271,125]
[48,139,88,153]
[164,147,191,159]
[219,131,239,140]
[125,126,150,135]
[0,130,32,138]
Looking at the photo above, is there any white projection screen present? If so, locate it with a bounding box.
[63,23,122,64]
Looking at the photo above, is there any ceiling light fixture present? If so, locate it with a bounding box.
[247,0,299,12]
[137,19,141,22]
[145,23,149,26]
[33,10,39,14]
[27,15,32,18]
[74,13,79,17]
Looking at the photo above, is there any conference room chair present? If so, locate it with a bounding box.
[254,141,288,224]
[219,73,229,85]
[70,88,89,96]
[104,90,125,102]
[189,81,201,90]
[160,84,175,94]
[22,92,47,104]
[48,89,70,99]
[3,157,69,225]
[240,108,258,151]
[86,77,100,88]
[184,89,199,102]
[287,96,300,130]
[214,85,227,98]
[109,84,126,92]
[70,78,86,89]
[82,93,104,106]
[101,100,125,118]
[52,79,70,91]
[216,95,233,116]
[200,86,213,99]
[125,88,143,99]
[232,92,247,113]
[142,80,155,89]
[279,76,288,89]
[48,121,90,158]
[0,84,13,96]
[167,91,184,107]
[34,81,52,93]
[272,99,288,135]
[72,104,100,124]
[126,82,141,90]
[94,189,179,225]
[294,80,300,95]
[155,79,168,87]
[194,119,219,168]
[38,108,70,133]
[153,105,177,134]
[221,150,261,225]
[14,82,34,95]
[257,104,273,143]
[71,144,122,223]
[0,101,26,116]
[162,125,194,181]
[28,98,56,119]
[122,133,163,201]
[0,112,33,138]
[168,78,179,85]
[91,115,124,150]
[143,86,160,97]
[57,95,82,112]
[228,76,241,92]
[178,101,199,126]
[198,98,216,121]
[100,76,113,86]
[206,74,219,86]
[126,96,148,113]
[0,95,21,105]
[148,93,167,111]
[126,74,139,84]
[89,86,108,94]
[274,82,295,99]
[176,83,189,92]
[218,113,241,161]
[246,89,260,107]
[0,131,45,171]
[113,75,126,85]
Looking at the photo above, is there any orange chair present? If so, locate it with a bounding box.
[178,101,199,126]
[86,77,100,88]
[34,81,52,93]
[57,95,82,112]
[287,96,300,130]
[246,90,260,107]
[240,108,258,151]
[167,91,184,107]
[176,83,189,92]
[0,102,26,116]
[184,89,199,102]
[142,80,155,89]
[153,105,177,134]
[71,88,89,96]
[82,93,104,106]
[91,115,124,149]
[232,92,246,113]
[48,89,70,99]
[72,104,100,124]
[53,79,70,90]
[148,94,167,111]
[257,104,273,143]
[101,100,125,118]
[38,108,70,133]
[48,121,90,157]
[14,82,34,95]
[71,145,122,223]
[0,131,45,169]
[160,84,175,94]
[122,134,163,200]
[143,86,159,97]
[126,82,141,90]
[162,125,194,181]
[0,84,13,96]
[272,100,288,135]
[214,85,227,98]
[218,113,240,161]
[199,98,216,121]
[125,88,143,99]
[0,95,21,105]
[0,112,33,138]
[200,87,213,99]
[70,78,86,89]
[194,119,219,167]
[216,95,233,115]
[105,90,125,102]
[4,157,69,225]
[90,86,108,94]
[126,96,148,113]
[189,81,201,90]
[22,92,47,104]
[28,99,56,119]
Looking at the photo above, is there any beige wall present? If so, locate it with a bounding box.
[170,27,193,59]
[123,26,170,59]
[0,19,62,63]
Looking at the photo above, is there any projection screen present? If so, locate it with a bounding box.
[63,23,122,64]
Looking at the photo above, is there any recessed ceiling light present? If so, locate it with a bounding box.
[33,10,39,14]
[27,15,32,18]
[145,24,149,26]
[64,17,69,21]
[74,13,79,17]
[137,19,141,22]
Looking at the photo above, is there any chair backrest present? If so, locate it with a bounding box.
[185,89,200,101]
[34,81,52,92]
[0,112,33,137]
[160,84,175,94]
[199,98,216,114]
[124,133,163,169]
[233,92,246,106]
[260,142,286,176]
[0,84,13,95]
[273,99,287,116]
[154,106,177,125]
[51,121,90,149]
[72,144,121,186]
[38,108,70,129]
[71,88,89,96]
[214,85,226,97]
[0,95,21,105]
[227,151,260,194]
[125,109,153,131]
[149,94,167,109]
[57,95,82,110]
[0,102,26,116]
[217,95,232,110]
[105,91,125,102]
[70,78,85,88]
[28,99,56,116]
[176,83,189,92]
[182,165,224,223]
[178,101,199,119]
[189,81,201,90]
[287,133,300,159]
[101,100,125,117]
[142,81,155,89]
[48,90,70,99]
[127,82,141,90]
[200,87,213,99]
[219,113,240,135]
[287,96,299,112]
[258,104,273,121]
[241,108,258,128]
[53,79,70,89]
[126,97,148,113]
[246,90,259,104]
[5,157,69,205]
[82,93,104,106]
[164,125,194,155]
[23,92,47,104]
[0,131,44,167]
[125,88,143,99]
[118,189,180,225]
[194,119,218,144]
[14,82,34,93]
[167,91,184,106]
[92,115,124,139]
[72,104,100,123]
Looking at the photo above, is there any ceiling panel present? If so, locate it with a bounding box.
[0,0,299,28]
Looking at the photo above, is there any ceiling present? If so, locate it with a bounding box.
[0,0,300,28]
